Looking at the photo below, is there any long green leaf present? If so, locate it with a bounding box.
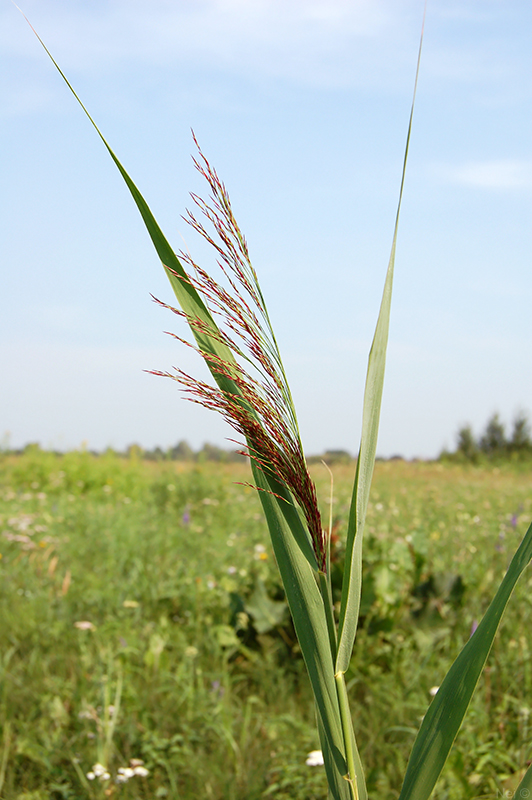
[24,16,362,797]
[253,464,359,800]
[398,521,532,800]
[335,7,426,675]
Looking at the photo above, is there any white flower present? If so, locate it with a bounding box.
[117,767,135,780]
[88,763,110,781]
[129,758,145,767]
[133,765,149,776]
[306,750,324,766]
[429,686,439,697]
[74,620,95,631]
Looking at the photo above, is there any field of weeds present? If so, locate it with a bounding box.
[0,448,531,799]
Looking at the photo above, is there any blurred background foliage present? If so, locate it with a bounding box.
[0,447,531,798]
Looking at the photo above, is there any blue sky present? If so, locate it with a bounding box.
[1,0,531,458]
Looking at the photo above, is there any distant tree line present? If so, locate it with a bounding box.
[140,443,357,465]
[444,412,532,462]
[7,440,359,465]
[124,440,248,463]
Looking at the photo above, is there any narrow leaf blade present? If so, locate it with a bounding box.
[335,9,425,675]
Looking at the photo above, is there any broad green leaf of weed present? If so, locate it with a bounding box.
[245,579,288,635]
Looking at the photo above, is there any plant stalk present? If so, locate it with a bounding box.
[335,670,359,800]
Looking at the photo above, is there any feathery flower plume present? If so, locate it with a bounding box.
[151,135,326,570]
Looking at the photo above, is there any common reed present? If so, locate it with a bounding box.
[21,7,532,798]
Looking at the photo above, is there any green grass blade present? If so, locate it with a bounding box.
[335,8,425,676]
[398,521,532,800]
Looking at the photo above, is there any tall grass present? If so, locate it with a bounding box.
[16,6,532,798]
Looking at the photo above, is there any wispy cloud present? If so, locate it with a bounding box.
[437,159,532,190]
[4,0,420,89]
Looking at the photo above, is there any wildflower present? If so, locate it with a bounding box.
[115,760,149,782]
[87,763,110,781]
[429,686,439,697]
[74,620,95,631]
[254,543,268,561]
[117,767,135,782]
[306,750,324,766]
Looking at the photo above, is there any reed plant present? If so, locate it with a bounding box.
[22,8,532,799]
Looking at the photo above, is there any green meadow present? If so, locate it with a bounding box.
[0,448,531,799]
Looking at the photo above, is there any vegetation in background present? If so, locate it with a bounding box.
[1,449,531,799]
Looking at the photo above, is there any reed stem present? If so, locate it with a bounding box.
[335,671,359,800]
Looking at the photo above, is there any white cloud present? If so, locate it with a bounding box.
[445,159,532,190]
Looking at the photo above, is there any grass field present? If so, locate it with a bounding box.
[0,448,531,799]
